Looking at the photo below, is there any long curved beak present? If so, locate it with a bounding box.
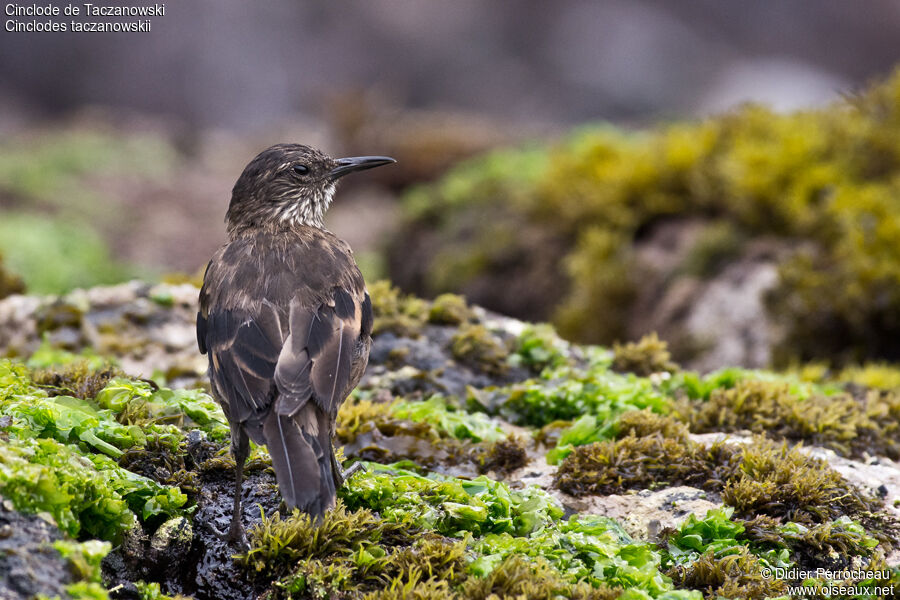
[328,156,396,181]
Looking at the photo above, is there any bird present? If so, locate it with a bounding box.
[196,143,395,544]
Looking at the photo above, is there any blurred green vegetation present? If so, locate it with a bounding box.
[0,213,139,294]
[0,127,174,295]
[392,68,900,366]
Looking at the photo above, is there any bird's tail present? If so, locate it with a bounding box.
[262,400,336,519]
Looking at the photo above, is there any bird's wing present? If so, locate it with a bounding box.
[198,233,372,426]
[273,286,368,418]
[202,299,285,424]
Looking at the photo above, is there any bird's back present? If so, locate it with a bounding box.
[198,226,372,517]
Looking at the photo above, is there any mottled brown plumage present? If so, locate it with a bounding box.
[197,144,393,544]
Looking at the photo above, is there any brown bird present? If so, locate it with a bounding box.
[197,144,395,544]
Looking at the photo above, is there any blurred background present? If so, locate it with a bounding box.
[2,0,900,370]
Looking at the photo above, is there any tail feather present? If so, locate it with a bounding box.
[262,401,336,518]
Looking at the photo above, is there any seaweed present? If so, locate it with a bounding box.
[449,323,510,376]
[613,333,679,377]
[427,293,474,326]
[368,280,429,337]
[477,435,528,474]
[32,361,124,400]
[0,435,185,542]
[677,379,900,460]
[340,462,563,538]
[391,396,506,443]
[509,323,572,372]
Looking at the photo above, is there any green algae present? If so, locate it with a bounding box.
[470,363,669,428]
[0,435,185,541]
[509,323,573,372]
[53,539,111,584]
[391,396,505,443]
[340,462,563,538]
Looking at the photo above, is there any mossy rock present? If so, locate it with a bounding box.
[388,68,900,367]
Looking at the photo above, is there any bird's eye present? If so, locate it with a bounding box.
[292,164,310,176]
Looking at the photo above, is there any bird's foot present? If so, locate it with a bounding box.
[341,461,367,482]
[227,519,251,553]
[208,518,250,552]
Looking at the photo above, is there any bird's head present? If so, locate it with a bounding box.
[226,144,395,234]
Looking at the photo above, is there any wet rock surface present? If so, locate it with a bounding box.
[0,497,73,600]
[0,282,538,395]
[102,462,282,600]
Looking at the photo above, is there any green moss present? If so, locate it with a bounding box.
[554,434,742,496]
[393,68,900,365]
[838,363,900,390]
[450,323,509,376]
[555,433,897,549]
[461,554,622,600]
[241,501,417,575]
[721,441,882,529]
[677,379,900,460]
[613,333,679,377]
[427,293,474,326]
[478,435,528,474]
[368,280,429,337]
[31,361,123,400]
[666,547,785,600]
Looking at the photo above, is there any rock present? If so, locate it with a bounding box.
[564,486,720,541]
[507,457,720,541]
[0,496,74,600]
[149,516,193,568]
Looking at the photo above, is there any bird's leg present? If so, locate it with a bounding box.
[331,449,367,487]
[227,427,250,549]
